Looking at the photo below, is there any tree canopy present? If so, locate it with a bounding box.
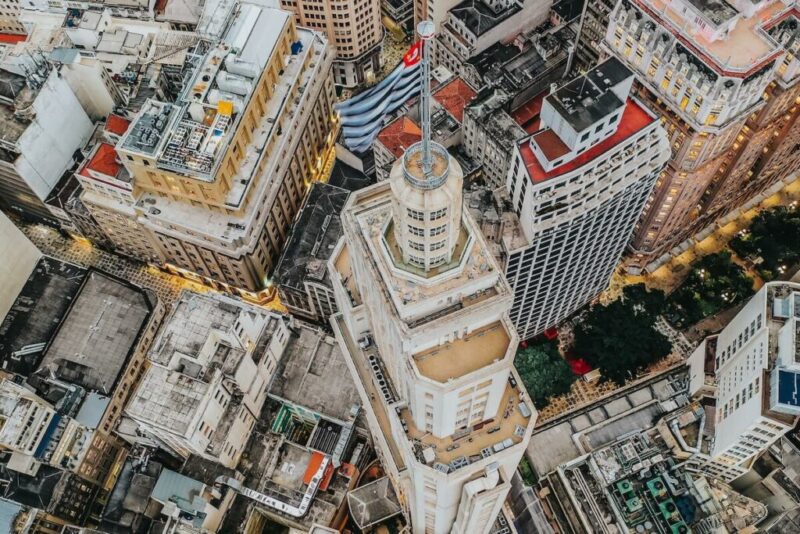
[573,294,672,386]
[667,251,753,326]
[515,340,575,409]
[730,206,800,280]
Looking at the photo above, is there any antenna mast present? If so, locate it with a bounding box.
[418,20,435,176]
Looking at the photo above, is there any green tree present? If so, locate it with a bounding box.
[515,341,575,409]
[667,251,753,325]
[620,283,667,320]
[574,299,672,386]
[730,206,800,279]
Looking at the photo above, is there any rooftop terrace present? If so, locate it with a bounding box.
[412,320,510,382]
[635,0,787,75]
[400,379,530,468]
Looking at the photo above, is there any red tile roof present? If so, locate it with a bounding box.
[105,114,131,136]
[511,91,546,134]
[0,33,26,44]
[80,143,122,179]
[377,116,421,159]
[519,98,655,184]
[432,78,476,123]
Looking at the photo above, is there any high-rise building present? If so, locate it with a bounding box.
[0,210,40,318]
[503,58,669,339]
[84,4,336,298]
[606,0,800,272]
[278,0,383,88]
[0,65,93,224]
[677,282,800,482]
[328,23,535,533]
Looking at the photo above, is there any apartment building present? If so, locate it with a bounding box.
[503,58,669,340]
[279,0,383,88]
[606,0,800,272]
[90,4,337,298]
[328,27,535,533]
[433,0,551,74]
[678,283,800,482]
[0,65,93,224]
[122,291,292,468]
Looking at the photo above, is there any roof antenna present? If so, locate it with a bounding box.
[418,20,435,176]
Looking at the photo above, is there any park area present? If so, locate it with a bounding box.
[517,204,800,421]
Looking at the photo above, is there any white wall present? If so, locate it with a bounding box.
[0,212,41,318]
[16,72,94,200]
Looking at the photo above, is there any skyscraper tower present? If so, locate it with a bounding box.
[329,23,536,534]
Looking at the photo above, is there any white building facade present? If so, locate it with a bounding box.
[503,58,670,340]
[685,282,800,481]
[328,28,535,533]
[122,291,292,468]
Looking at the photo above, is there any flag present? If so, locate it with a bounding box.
[335,42,423,153]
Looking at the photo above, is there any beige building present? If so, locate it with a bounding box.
[606,0,800,272]
[328,29,535,533]
[0,0,26,34]
[87,4,336,299]
[121,291,292,469]
[279,0,383,88]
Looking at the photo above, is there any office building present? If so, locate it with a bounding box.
[606,0,800,272]
[328,24,535,533]
[279,0,383,88]
[674,282,800,482]
[89,4,337,298]
[503,58,669,340]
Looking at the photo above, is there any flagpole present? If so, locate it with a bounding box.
[418,20,435,177]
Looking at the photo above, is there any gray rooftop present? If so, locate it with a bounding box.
[547,57,630,132]
[347,477,402,529]
[0,258,86,377]
[37,271,152,393]
[269,322,360,423]
[274,182,349,292]
[449,0,521,37]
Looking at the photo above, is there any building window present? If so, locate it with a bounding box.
[409,240,425,251]
[430,207,447,220]
[407,208,425,221]
[408,225,424,236]
[430,225,446,236]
